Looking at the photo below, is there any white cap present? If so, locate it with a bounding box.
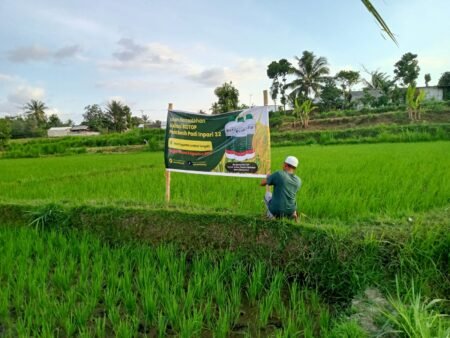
[285,156,299,168]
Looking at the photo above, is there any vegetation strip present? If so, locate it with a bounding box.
[1,203,448,304]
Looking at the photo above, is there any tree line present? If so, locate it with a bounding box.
[0,99,158,145]
[266,51,434,111]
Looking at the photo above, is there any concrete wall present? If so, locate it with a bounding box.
[419,87,443,101]
[48,128,71,137]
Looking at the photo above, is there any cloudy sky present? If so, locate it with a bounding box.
[0,0,449,123]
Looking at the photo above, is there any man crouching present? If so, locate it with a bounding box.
[260,156,301,221]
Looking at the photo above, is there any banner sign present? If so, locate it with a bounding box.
[164,106,272,177]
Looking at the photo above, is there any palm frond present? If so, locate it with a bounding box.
[361,0,398,45]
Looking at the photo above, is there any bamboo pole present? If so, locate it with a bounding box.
[165,103,173,203]
[264,90,271,192]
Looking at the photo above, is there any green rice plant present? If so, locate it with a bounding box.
[214,306,231,338]
[107,306,120,334]
[259,292,276,327]
[248,261,266,304]
[161,292,180,330]
[178,307,204,338]
[0,287,9,320]
[379,278,450,337]
[157,311,168,338]
[327,320,368,338]
[63,315,77,337]
[94,316,106,337]
[141,284,158,325]
[115,316,138,338]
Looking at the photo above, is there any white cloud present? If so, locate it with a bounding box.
[96,79,174,91]
[187,58,267,88]
[7,86,45,105]
[0,85,46,116]
[187,67,227,87]
[0,73,17,84]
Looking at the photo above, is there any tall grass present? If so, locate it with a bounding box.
[0,142,448,221]
[379,278,449,337]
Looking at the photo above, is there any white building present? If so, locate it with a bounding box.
[47,127,71,137]
[47,125,100,137]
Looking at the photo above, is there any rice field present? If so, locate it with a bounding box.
[0,225,367,337]
[1,142,449,337]
[0,142,449,220]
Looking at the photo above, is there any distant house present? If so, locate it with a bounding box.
[137,121,166,130]
[350,85,447,104]
[47,125,100,138]
[47,127,72,137]
[417,86,445,101]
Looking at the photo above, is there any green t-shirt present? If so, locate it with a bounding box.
[267,170,301,216]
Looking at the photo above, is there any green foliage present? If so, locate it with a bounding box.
[267,59,292,109]
[0,118,11,148]
[24,99,48,128]
[82,104,109,131]
[394,52,420,87]
[2,128,164,158]
[293,98,316,128]
[335,70,360,105]
[380,279,450,338]
[287,51,330,99]
[8,115,47,139]
[211,82,240,114]
[0,225,380,337]
[319,77,343,110]
[406,85,426,120]
[438,72,450,100]
[437,71,450,87]
[424,73,431,87]
[272,124,450,147]
[46,114,64,128]
[105,100,132,132]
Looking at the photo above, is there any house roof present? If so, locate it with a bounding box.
[70,125,89,131]
[48,127,71,131]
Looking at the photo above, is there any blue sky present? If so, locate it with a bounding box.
[0,0,449,123]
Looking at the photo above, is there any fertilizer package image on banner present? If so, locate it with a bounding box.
[164,106,272,178]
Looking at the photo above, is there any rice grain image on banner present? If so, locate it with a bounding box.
[245,113,255,160]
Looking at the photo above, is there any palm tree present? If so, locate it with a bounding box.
[24,100,48,126]
[363,69,395,96]
[286,51,330,99]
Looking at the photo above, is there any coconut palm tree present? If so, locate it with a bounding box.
[24,100,48,127]
[286,51,330,100]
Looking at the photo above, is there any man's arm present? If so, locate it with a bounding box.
[260,172,272,187]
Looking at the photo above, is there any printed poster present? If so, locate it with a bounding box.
[164,106,272,177]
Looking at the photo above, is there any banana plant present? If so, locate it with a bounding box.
[406,85,426,121]
[294,99,316,128]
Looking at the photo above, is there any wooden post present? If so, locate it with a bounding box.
[263,90,269,106]
[165,170,171,203]
[165,103,173,203]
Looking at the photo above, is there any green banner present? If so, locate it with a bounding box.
[164,107,271,177]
